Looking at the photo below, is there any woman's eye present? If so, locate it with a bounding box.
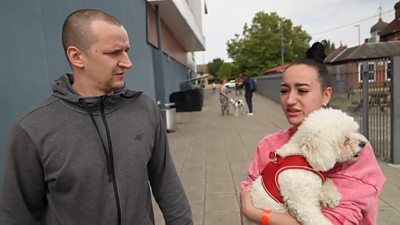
[298,89,309,94]
[280,89,288,94]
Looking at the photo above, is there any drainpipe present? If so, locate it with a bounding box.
[391,56,400,164]
[361,62,369,139]
[154,5,167,106]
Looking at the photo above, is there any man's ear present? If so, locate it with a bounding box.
[66,46,84,69]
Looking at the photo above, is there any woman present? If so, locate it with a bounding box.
[219,78,230,116]
[240,43,385,225]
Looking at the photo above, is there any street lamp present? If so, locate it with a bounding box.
[279,21,285,65]
[354,24,360,45]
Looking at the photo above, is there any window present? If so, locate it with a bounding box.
[386,60,392,81]
[359,62,375,82]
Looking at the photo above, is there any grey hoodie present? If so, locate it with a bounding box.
[0,74,192,225]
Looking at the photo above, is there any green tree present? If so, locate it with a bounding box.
[216,63,240,79]
[320,39,336,55]
[227,12,311,76]
[207,58,224,76]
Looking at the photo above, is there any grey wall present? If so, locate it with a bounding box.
[1,0,54,188]
[163,56,192,100]
[0,0,186,188]
[255,73,283,104]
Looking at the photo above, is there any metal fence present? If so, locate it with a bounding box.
[329,58,393,162]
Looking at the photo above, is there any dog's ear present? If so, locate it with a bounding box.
[299,135,336,171]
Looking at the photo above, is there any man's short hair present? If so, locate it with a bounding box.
[62,9,122,54]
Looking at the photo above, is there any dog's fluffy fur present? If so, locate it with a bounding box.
[249,108,364,225]
[230,98,245,116]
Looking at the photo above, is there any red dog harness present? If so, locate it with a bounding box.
[261,152,329,204]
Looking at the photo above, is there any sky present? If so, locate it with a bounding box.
[195,0,396,64]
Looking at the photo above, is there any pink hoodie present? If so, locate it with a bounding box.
[241,127,386,225]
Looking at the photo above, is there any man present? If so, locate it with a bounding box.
[0,9,192,225]
[238,75,255,115]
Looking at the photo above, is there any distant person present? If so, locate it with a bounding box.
[212,81,216,94]
[235,78,243,96]
[238,75,256,115]
[219,78,230,116]
[240,42,385,225]
[0,8,192,225]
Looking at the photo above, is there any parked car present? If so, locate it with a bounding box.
[224,80,236,89]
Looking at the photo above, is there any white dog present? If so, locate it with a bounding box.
[230,98,245,116]
[248,108,365,225]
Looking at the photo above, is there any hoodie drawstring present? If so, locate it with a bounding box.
[79,97,122,225]
[80,99,113,182]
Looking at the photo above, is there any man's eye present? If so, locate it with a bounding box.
[280,89,288,94]
[107,51,121,56]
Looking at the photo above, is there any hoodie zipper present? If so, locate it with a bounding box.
[81,96,122,224]
[99,96,122,225]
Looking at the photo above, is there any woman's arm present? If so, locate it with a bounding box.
[321,141,385,224]
[240,187,300,225]
[219,84,229,98]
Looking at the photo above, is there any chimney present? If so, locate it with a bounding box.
[395,1,400,20]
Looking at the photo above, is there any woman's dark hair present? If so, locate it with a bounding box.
[288,42,332,90]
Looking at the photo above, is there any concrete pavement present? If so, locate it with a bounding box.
[154,88,400,225]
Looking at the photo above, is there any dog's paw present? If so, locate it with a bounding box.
[320,192,340,208]
[320,179,341,208]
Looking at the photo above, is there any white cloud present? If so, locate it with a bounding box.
[196,0,396,64]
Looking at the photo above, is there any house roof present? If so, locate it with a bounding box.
[379,19,400,36]
[379,2,400,37]
[264,64,289,75]
[371,18,388,33]
[324,46,347,63]
[325,41,400,64]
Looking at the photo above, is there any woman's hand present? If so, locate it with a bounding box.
[240,186,252,214]
[240,186,263,223]
[240,186,301,225]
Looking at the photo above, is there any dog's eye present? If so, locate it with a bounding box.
[344,137,350,145]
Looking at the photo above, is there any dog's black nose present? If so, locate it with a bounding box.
[358,140,366,148]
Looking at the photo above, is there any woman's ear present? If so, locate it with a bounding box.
[323,87,333,106]
[67,46,84,69]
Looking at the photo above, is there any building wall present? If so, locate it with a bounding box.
[146,4,191,67]
[327,58,391,90]
[0,0,194,187]
[381,33,400,42]
[163,56,193,99]
[187,0,206,34]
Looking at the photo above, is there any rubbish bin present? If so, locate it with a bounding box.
[169,88,203,112]
[160,102,176,132]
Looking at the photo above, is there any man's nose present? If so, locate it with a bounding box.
[120,52,133,69]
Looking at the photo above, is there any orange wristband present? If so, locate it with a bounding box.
[262,209,271,225]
